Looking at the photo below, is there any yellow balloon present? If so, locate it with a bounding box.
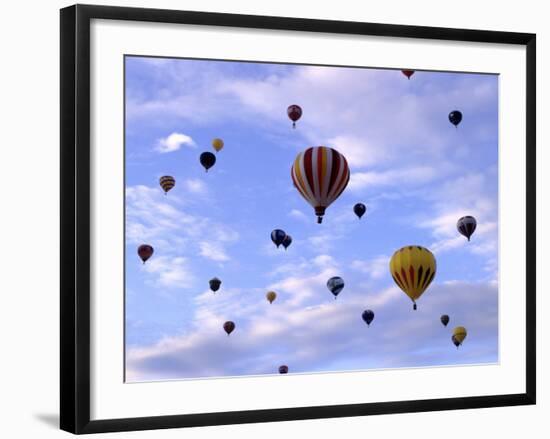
[389,245,436,310]
[266,291,277,304]
[453,326,467,344]
[212,138,224,152]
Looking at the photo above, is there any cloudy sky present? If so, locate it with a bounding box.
[124,56,499,382]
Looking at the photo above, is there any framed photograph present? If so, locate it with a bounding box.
[60,4,536,434]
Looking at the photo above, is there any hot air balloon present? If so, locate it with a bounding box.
[291,146,350,224]
[449,110,463,128]
[271,229,286,248]
[457,216,477,241]
[209,277,221,293]
[287,104,302,128]
[159,175,175,194]
[137,244,154,263]
[200,151,216,172]
[282,234,292,250]
[362,310,375,326]
[452,326,467,348]
[279,365,289,374]
[266,291,277,304]
[354,203,366,219]
[389,246,436,310]
[441,314,450,327]
[327,276,344,299]
[212,138,224,153]
[223,321,235,336]
[402,69,415,79]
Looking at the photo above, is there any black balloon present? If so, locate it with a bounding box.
[457,215,477,242]
[452,334,460,348]
[282,234,292,250]
[271,229,287,248]
[440,314,450,327]
[200,151,216,171]
[278,365,289,374]
[362,310,375,326]
[223,321,235,336]
[448,110,463,127]
[354,203,366,219]
[209,277,221,293]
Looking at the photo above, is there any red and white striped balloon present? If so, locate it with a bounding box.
[291,146,350,223]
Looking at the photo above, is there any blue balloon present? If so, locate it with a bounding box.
[271,229,287,248]
[362,310,375,326]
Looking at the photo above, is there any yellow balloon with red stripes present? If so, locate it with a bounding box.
[291,146,350,224]
[389,245,436,310]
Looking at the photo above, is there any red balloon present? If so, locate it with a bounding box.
[287,104,302,128]
[401,70,415,79]
[223,321,235,336]
[137,244,154,263]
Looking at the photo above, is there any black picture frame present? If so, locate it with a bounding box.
[60,4,536,434]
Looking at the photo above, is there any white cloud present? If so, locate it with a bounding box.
[184,178,207,194]
[348,166,441,192]
[288,208,308,222]
[199,241,230,262]
[143,256,195,289]
[351,255,389,279]
[155,132,195,153]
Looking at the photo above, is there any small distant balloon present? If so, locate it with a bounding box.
[287,104,302,129]
[266,291,277,304]
[159,175,175,194]
[452,326,467,348]
[282,234,292,250]
[362,310,375,326]
[137,244,154,263]
[448,110,463,127]
[440,314,450,327]
[354,203,366,219]
[279,365,289,374]
[271,229,287,248]
[209,277,222,293]
[212,138,224,153]
[401,70,415,79]
[457,216,477,242]
[200,151,216,172]
[223,321,235,336]
[327,276,345,299]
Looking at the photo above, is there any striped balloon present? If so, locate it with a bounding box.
[159,175,175,194]
[291,147,350,223]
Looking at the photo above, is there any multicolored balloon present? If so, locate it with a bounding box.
[449,110,463,127]
[327,276,345,299]
[440,314,450,327]
[137,244,154,263]
[291,146,350,223]
[209,277,221,293]
[223,321,235,336]
[271,229,287,248]
[362,310,375,326]
[200,151,216,172]
[401,69,415,79]
[282,234,292,250]
[389,246,436,310]
[354,203,366,219]
[159,175,175,194]
[457,216,477,242]
[287,104,302,128]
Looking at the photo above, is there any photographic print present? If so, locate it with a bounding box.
[124,56,498,382]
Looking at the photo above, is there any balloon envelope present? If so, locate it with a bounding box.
[440,314,450,327]
[159,175,175,194]
[279,365,289,374]
[209,277,221,293]
[287,104,302,128]
[389,246,436,309]
[457,216,477,241]
[137,244,154,263]
[453,326,467,346]
[223,321,235,335]
[448,110,463,127]
[266,291,277,304]
[212,138,224,152]
[327,276,345,298]
[401,69,415,79]
[362,310,375,326]
[354,203,366,219]
[291,147,350,223]
[271,229,286,248]
[200,151,216,171]
[282,234,292,250]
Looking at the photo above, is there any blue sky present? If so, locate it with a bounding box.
[124,56,499,381]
